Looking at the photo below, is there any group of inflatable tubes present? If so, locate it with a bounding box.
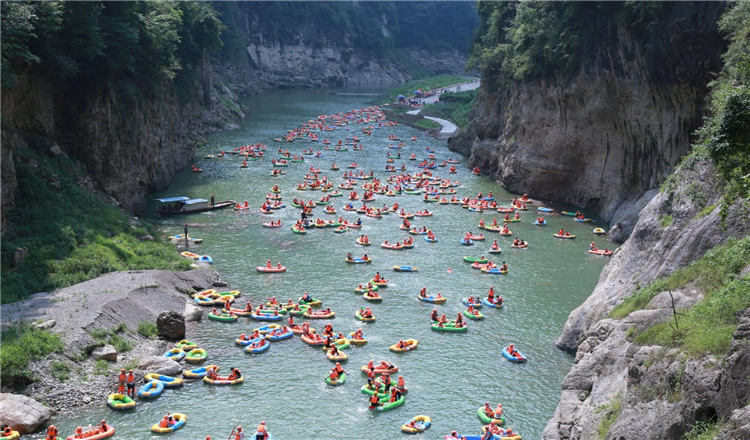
[150,413,187,433]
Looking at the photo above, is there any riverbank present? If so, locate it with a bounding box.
[1,268,223,412]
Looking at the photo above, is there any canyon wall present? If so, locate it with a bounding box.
[449,2,725,240]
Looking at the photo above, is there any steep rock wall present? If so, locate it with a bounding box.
[1,65,243,226]
[543,154,750,439]
[449,2,725,238]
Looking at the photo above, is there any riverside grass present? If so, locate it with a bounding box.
[1,145,191,304]
[1,323,65,389]
[422,90,477,129]
[611,236,750,356]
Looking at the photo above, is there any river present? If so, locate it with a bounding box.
[49,86,609,439]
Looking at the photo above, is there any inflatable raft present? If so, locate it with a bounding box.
[151,413,186,433]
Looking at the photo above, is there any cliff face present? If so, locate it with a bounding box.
[0,64,242,221]
[215,5,467,93]
[449,2,725,239]
[543,153,750,439]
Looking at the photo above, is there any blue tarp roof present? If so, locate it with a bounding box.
[155,196,190,203]
[184,199,208,205]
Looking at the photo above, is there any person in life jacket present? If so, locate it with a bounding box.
[45,425,58,440]
[116,369,126,394]
[234,426,244,440]
[255,422,268,440]
[369,393,380,408]
[126,369,135,397]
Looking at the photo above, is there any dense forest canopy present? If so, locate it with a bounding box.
[1,1,477,90]
[467,1,671,87]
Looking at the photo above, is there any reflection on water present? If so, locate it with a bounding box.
[45,86,608,440]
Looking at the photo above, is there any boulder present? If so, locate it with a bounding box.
[33,319,56,330]
[138,356,182,376]
[92,344,118,362]
[0,393,52,434]
[156,311,185,341]
[184,303,203,322]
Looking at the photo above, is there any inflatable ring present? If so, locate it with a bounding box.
[144,373,184,388]
[304,309,336,319]
[553,234,577,239]
[185,348,207,364]
[418,295,446,304]
[389,339,419,352]
[203,375,244,386]
[162,348,186,361]
[254,324,281,334]
[393,265,418,272]
[175,340,198,351]
[401,415,431,434]
[136,380,164,399]
[355,309,375,322]
[107,393,136,410]
[207,312,239,322]
[482,298,503,309]
[348,332,367,345]
[299,297,322,307]
[462,298,483,308]
[369,395,405,411]
[182,365,218,380]
[326,350,348,362]
[265,328,294,341]
[477,407,506,425]
[325,372,346,386]
[244,338,270,354]
[501,346,527,362]
[301,333,326,346]
[463,309,485,320]
[150,413,187,433]
[430,321,468,332]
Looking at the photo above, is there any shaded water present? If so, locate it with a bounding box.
[49,87,609,439]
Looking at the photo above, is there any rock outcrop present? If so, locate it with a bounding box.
[543,153,750,439]
[449,2,725,237]
[157,311,186,341]
[138,356,183,377]
[0,393,52,434]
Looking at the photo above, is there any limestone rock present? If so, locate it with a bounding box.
[33,319,56,330]
[0,393,52,434]
[184,302,203,322]
[92,344,118,362]
[138,356,182,376]
[156,311,185,341]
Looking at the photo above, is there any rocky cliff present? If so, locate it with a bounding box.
[0,64,243,223]
[542,151,750,439]
[449,2,725,239]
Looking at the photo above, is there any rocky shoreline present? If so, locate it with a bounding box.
[1,268,231,420]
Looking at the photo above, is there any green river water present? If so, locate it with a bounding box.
[49,86,609,440]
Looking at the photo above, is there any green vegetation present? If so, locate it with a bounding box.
[699,2,750,219]
[412,118,441,131]
[138,321,159,339]
[108,333,133,353]
[659,215,673,228]
[610,237,750,320]
[1,1,224,93]
[1,323,65,389]
[382,75,469,103]
[94,359,110,375]
[468,2,670,89]
[697,204,717,219]
[422,90,477,129]
[51,361,70,381]
[1,145,191,304]
[596,393,623,440]
[682,421,723,440]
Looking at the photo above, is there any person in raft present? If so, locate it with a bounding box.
[431,309,439,321]
[301,292,313,302]
[508,344,520,357]
[45,425,58,440]
[419,287,427,298]
[346,252,353,261]
[233,426,244,440]
[334,362,346,376]
[265,260,272,268]
[228,367,241,380]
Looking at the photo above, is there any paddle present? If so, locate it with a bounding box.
[227,429,236,440]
